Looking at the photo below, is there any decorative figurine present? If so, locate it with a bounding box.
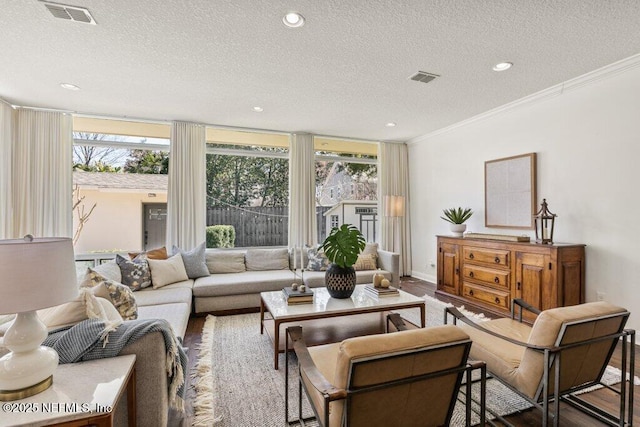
[292,283,299,290]
[380,278,390,288]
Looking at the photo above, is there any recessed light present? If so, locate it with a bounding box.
[60,83,80,91]
[492,62,513,72]
[283,12,305,28]
[252,106,264,112]
[385,122,397,127]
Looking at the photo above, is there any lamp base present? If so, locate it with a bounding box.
[0,375,52,401]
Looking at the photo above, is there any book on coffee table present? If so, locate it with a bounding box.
[282,286,314,304]
[364,285,400,297]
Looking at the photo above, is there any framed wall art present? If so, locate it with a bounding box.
[485,152,536,229]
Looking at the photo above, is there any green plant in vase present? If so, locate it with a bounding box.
[441,207,473,237]
[320,224,366,298]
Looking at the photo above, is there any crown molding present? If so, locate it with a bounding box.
[408,53,640,145]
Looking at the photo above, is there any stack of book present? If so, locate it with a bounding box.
[282,286,314,305]
[364,284,400,298]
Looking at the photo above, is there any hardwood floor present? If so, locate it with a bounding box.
[173,276,639,426]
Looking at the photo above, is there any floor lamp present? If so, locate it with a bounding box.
[384,195,405,283]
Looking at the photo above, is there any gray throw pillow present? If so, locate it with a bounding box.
[307,245,330,271]
[116,254,151,291]
[172,242,209,279]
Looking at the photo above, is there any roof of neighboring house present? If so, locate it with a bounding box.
[73,171,168,191]
[323,200,377,216]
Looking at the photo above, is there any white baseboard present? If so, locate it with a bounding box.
[409,271,436,284]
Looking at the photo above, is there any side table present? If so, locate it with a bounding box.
[0,354,136,427]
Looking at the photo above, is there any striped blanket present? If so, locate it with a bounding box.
[44,318,187,411]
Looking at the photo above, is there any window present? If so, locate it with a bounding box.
[205,129,289,248]
[71,117,171,255]
[315,137,378,242]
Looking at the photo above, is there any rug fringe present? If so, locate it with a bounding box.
[191,314,219,426]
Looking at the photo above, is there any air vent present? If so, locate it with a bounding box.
[42,1,96,25]
[409,71,439,84]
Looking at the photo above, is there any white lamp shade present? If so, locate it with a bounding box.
[0,237,78,314]
[384,195,405,217]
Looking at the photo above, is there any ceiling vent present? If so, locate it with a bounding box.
[409,71,439,84]
[42,1,97,25]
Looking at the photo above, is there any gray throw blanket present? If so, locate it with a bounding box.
[43,318,187,411]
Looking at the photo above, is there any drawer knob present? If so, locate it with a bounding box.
[469,271,474,278]
[469,253,474,259]
[494,276,500,284]
[469,289,474,296]
[494,257,501,264]
[495,297,500,304]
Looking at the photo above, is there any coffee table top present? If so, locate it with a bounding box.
[261,285,425,320]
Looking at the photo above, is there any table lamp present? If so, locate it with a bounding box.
[0,236,78,401]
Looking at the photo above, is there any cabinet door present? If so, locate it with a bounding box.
[515,251,550,316]
[438,242,460,295]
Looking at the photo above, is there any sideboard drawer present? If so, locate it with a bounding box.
[462,265,510,289]
[463,247,510,267]
[462,282,509,310]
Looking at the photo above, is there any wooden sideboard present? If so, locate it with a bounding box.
[436,236,585,321]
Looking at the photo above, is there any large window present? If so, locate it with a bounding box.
[315,137,378,243]
[205,130,289,248]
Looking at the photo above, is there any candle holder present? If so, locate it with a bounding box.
[534,199,556,244]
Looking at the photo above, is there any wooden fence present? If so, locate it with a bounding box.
[206,206,331,247]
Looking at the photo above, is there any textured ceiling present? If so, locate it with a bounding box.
[2,1,640,142]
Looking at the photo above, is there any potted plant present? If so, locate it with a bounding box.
[441,207,473,237]
[320,224,366,298]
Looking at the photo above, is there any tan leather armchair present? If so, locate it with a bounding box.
[285,316,486,427]
[446,299,635,427]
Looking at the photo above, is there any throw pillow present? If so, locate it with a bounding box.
[36,289,122,330]
[91,260,122,283]
[306,245,330,271]
[81,269,139,320]
[116,254,151,291]
[128,246,168,260]
[245,248,289,271]
[206,251,246,274]
[172,242,209,279]
[354,253,377,271]
[147,254,190,289]
[362,242,379,258]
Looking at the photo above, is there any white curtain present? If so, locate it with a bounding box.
[288,133,317,247]
[378,142,412,276]
[0,101,13,239]
[12,109,73,238]
[167,121,206,250]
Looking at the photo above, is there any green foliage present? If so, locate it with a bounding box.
[206,147,289,208]
[441,207,474,224]
[73,161,121,172]
[206,225,236,248]
[123,150,169,174]
[321,224,366,268]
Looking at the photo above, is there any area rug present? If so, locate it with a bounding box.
[190,296,631,426]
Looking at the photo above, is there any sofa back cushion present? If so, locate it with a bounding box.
[245,248,289,271]
[206,251,246,274]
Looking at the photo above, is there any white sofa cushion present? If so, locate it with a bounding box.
[245,248,289,271]
[134,282,193,307]
[194,270,294,297]
[206,250,246,274]
[137,303,190,340]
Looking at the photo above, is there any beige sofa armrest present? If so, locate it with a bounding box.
[377,250,400,287]
[114,331,172,427]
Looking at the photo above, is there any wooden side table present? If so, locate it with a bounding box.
[1,355,136,427]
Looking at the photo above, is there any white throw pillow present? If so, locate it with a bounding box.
[92,260,122,283]
[37,289,120,330]
[147,253,189,289]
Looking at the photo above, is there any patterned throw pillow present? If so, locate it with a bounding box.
[354,253,377,271]
[116,254,151,291]
[307,245,330,271]
[80,269,138,320]
[172,242,209,279]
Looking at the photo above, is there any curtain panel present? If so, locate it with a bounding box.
[0,101,13,239]
[12,109,73,238]
[378,142,412,276]
[288,133,317,248]
[167,121,206,250]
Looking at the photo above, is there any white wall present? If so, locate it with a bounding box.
[408,61,640,330]
[73,189,167,253]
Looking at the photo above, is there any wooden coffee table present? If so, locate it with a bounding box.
[260,285,425,369]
